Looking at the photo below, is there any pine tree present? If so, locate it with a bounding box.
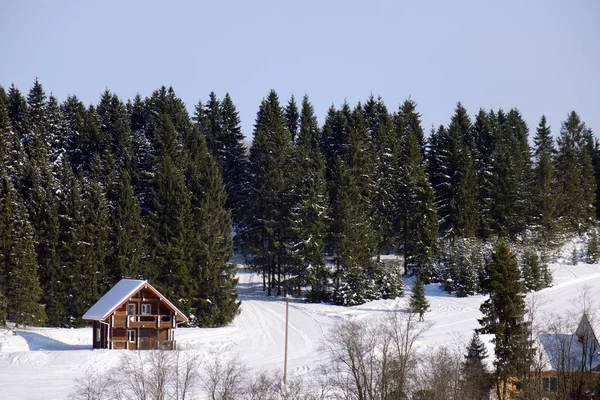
[430,103,478,238]
[461,332,493,400]
[586,228,600,264]
[489,109,532,237]
[347,105,377,208]
[289,95,329,301]
[219,93,249,228]
[478,241,532,400]
[46,94,67,165]
[0,173,46,326]
[145,113,193,311]
[240,90,294,296]
[409,274,429,321]
[96,90,135,176]
[368,97,397,255]
[22,80,62,325]
[555,111,597,233]
[109,170,145,282]
[184,124,239,326]
[5,85,28,193]
[129,93,152,204]
[55,156,87,326]
[331,157,378,306]
[470,109,497,238]
[79,159,111,301]
[61,95,89,172]
[284,95,299,142]
[532,115,557,237]
[395,100,438,273]
[521,248,551,291]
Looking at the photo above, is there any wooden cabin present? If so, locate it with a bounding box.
[82,279,188,350]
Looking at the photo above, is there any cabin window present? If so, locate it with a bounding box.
[95,328,100,341]
[128,304,136,315]
[128,330,136,342]
[542,376,558,393]
[141,304,151,315]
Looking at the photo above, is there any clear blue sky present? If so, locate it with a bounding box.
[1,0,598,140]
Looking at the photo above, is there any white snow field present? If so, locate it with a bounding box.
[1,242,599,399]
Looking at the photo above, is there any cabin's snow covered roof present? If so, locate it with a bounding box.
[82,279,147,321]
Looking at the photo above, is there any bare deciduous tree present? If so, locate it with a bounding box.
[322,310,430,400]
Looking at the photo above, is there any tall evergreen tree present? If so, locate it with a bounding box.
[409,274,429,321]
[109,170,145,282]
[347,105,377,210]
[461,332,493,400]
[240,90,294,296]
[197,93,249,228]
[219,93,249,227]
[284,95,299,142]
[429,104,478,238]
[478,242,532,400]
[21,80,62,325]
[555,111,596,232]
[470,109,497,238]
[489,109,532,236]
[289,95,329,301]
[55,156,86,326]
[80,159,111,300]
[184,124,239,326]
[531,115,557,236]
[395,100,438,273]
[145,113,193,311]
[331,157,378,306]
[0,173,46,326]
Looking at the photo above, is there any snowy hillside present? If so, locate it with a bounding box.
[1,243,599,400]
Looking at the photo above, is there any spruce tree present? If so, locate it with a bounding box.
[555,111,597,233]
[109,170,145,282]
[430,103,478,238]
[79,159,111,300]
[284,95,299,142]
[347,105,377,208]
[0,173,46,326]
[478,241,532,400]
[55,156,87,326]
[368,97,397,255]
[395,100,438,273]
[331,157,378,306]
[219,93,249,227]
[22,80,62,324]
[240,90,294,296]
[586,228,600,264]
[184,125,239,326]
[520,248,551,291]
[532,115,557,237]
[489,109,532,237]
[145,113,193,311]
[409,274,429,321]
[61,95,89,172]
[461,332,493,400]
[289,95,329,301]
[470,109,497,238]
[6,85,28,193]
[96,90,135,176]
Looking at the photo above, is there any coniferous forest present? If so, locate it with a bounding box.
[0,80,598,327]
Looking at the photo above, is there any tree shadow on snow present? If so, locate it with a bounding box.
[16,331,91,351]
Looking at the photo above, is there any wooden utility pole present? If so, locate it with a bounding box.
[283,295,289,386]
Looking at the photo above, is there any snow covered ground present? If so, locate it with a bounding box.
[1,242,599,399]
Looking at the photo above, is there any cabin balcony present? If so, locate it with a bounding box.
[110,339,177,350]
[126,314,174,329]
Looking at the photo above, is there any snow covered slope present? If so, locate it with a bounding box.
[1,246,599,399]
